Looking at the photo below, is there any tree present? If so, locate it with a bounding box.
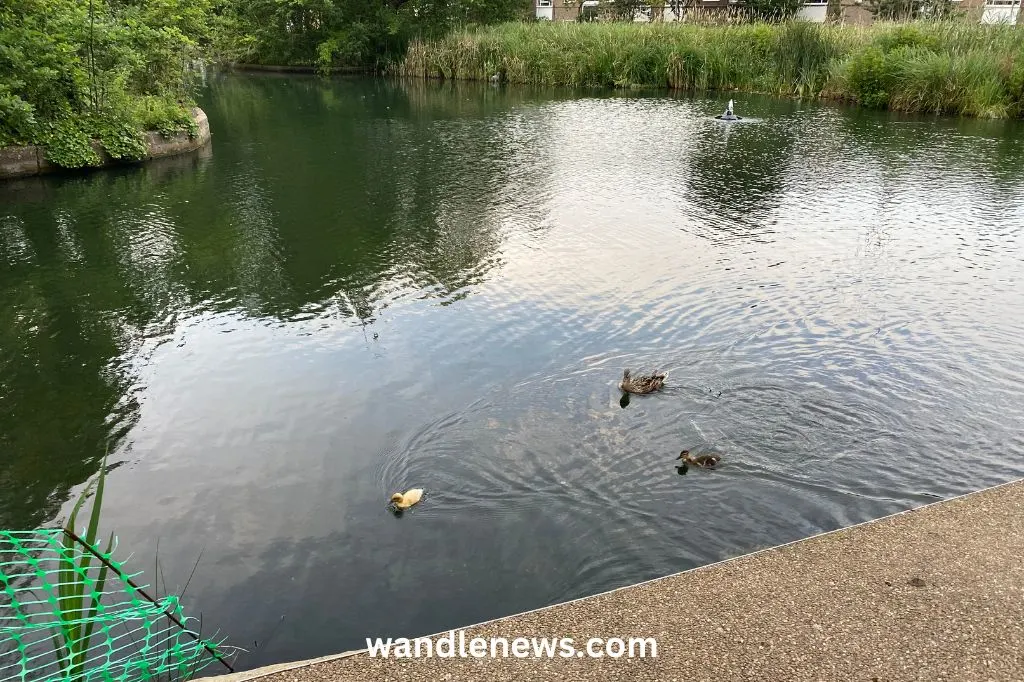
[610,0,646,20]
[0,0,207,165]
[826,0,842,21]
[865,0,920,20]
[214,0,529,69]
[745,0,804,20]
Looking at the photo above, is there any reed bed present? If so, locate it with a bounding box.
[397,21,1024,117]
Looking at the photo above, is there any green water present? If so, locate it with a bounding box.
[2,74,1023,669]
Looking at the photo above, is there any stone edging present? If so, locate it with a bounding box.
[227,63,372,74]
[0,107,211,181]
[196,476,1024,681]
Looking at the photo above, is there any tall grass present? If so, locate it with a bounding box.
[54,456,114,681]
[398,20,1024,118]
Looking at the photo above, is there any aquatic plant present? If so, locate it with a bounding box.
[1,456,236,681]
[397,20,1024,118]
[54,455,115,681]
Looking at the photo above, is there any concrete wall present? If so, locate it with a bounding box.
[552,0,579,21]
[982,2,1021,22]
[839,1,875,24]
[797,2,829,20]
[0,107,211,181]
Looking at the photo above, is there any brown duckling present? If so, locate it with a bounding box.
[677,450,720,468]
[619,369,666,394]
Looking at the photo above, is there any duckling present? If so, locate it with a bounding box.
[390,488,424,510]
[676,450,720,468]
[619,369,666,394]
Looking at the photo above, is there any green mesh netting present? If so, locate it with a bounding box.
[1,529,230,682]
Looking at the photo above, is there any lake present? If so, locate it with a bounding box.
[1,74,1023,671]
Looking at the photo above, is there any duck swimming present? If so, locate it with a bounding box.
[390,488,424,510]
[677,450,720,468]
[619,369,666,394]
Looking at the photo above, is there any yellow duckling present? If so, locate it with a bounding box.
[390,488,424,510]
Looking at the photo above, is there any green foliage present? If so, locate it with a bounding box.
[1006,56,1024,112]
[134,95,200,138]
[841,45,891,108]
[401,21,1024,119]
[746,0,804,21]
[0,0,206,167]
[96,116,148,161]
[42,119,103,169]
[875,23,942,52]
[827,22,1024,116]
[214,0,529,69]
[0,86,37,145]
[773,20,843,95]
[866,0,921,20]
[55,454,114,680]
[609,0,647,21]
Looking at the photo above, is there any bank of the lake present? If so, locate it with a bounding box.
[0,108,212,181]
[399,21,1024,118]
[227,64,373,75]
[200,478,1024,682]
[5,74,1023,671]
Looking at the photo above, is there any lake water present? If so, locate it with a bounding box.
[2,74,1023,671]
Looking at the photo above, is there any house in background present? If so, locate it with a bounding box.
[796,0,829,21]
[981,0,1021,22]
[533,0,1020,23]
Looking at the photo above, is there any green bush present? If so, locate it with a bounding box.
[41,120,102,169]
[400,21,1024,119]
[746,0,804,21]
[841,46,891,109]
[0,88,37,145]
[215,0,530,70]
[132,96,199,138]
[875,24,942,54]
[96,117,147,162]
[1,0,207,167]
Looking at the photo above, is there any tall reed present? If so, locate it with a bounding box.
[397,20,1024,118]
[54,456,114,681]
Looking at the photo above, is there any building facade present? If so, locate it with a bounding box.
[533,0,1019,23]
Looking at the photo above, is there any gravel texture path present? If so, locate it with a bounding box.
[202,478,1024,682]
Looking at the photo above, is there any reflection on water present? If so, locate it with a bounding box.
[2,75,1024,670]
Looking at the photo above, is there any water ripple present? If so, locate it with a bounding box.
[2,78,1024,669]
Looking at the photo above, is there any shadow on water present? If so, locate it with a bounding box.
[0,76,542,529]
[683,98,800,243]
[2,75,1024,670]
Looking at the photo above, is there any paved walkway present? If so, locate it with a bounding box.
[203,479,1024,681]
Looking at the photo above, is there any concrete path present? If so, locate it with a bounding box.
[202,479,1024,681]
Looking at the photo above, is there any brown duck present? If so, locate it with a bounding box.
[677,450,720,468]
[619,369,666,394]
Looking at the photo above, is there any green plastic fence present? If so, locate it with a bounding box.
[1,529,230,682]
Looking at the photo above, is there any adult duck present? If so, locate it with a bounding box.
[677,450,720,468]
[619,369,666,394]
